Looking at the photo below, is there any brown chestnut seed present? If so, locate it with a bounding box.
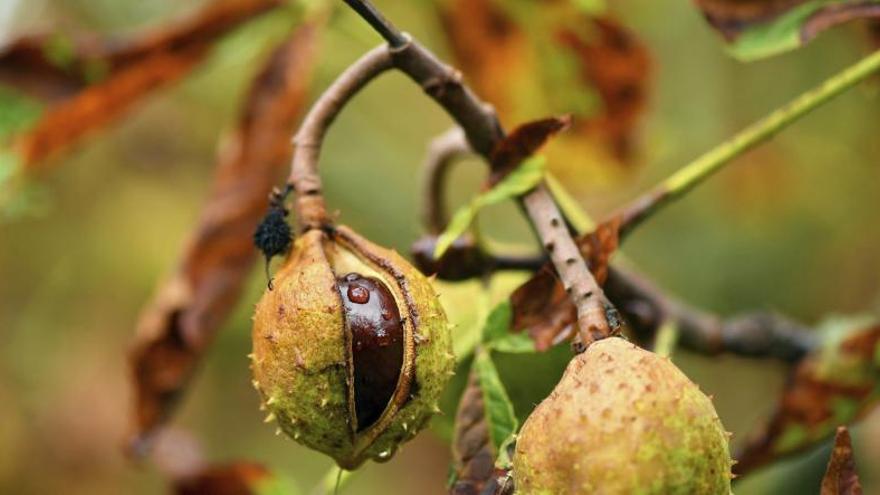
[337,273,404,431]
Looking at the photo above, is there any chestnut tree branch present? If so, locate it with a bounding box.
[418,138,817,361]
[605,265,818,362]
[613,48,880,237]
[287,45,393,230]
[388,38,615,344]
[287,2,616,344]
[422,127,470,234]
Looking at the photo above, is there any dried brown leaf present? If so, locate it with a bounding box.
[450,368,514,495]
[735,322,880,474]
[127,25,320,451]
[821,427,863,495]
[174,462,272,495]
[1,0,282,170]
[436,1,650,172]
[510,218,621,351]
[487,115,570,186]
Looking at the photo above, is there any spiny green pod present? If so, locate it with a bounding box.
[251,226,454,469]
[513,337,732,494]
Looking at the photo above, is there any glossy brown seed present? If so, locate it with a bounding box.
[337,273,404,431]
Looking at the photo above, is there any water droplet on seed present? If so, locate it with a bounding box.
[348,284,370,304]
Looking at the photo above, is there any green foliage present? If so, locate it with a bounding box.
[0,87,44,141]
[434,155,546,258]
[728,0,880,61]
[481,301,536,353]
[473,349,519,461]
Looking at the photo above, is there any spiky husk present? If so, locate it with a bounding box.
[251,228,454,468]
[513,337,732,494]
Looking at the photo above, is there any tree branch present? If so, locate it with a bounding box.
[287,45,393,230]
[287,2,617,345]
[422,127,470,234]
[605,265,818,362]
[388,37,615,345]
[416,128,817,362]
[613,48,880,237]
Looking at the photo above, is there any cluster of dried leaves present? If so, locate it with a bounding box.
[129,23,320,450]
[434,0,651,175]
[1,0,283,171]
[2,0,321,490]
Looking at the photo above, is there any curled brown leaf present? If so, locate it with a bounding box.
[1,0,282,170]
[487,115,570,186]
[127,24,320,452]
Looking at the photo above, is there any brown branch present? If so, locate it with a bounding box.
[388,37,615,345]
[286,4,615,345]
[415,128,817,362]
[287,45,393,231]
[604,265,817,362]
[422,127,470,234]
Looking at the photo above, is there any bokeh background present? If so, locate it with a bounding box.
[1,0,880,493]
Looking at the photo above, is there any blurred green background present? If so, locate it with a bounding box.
[1,0,879,493]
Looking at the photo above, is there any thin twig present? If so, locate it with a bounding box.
[340,0,407,48]
[287,45,393,230]
[614,48,880,237]
[605,266,817,362]
[422,127,470,234]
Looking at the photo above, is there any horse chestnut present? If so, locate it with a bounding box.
[513,337,732,494]
[251,226,454,468]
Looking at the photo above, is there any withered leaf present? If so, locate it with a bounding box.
[128,24,320,451]
[509,217,621,351]
[435,0,650,174]
[488,115,570,186]
[1,0,282,170]
[820,427,863,495]
[174,462,273,495]
[735,319,880,475]
[450,365,514,495]
[695,0,880,61]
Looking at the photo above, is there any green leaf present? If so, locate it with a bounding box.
[256,473,302,495]
[728,0,880,62]
[0,86,44,141]
[473,349,519,456]
[480,300,536,353]
[490,332,536,354]
[481,301,514,344]
[434,155,546,258]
